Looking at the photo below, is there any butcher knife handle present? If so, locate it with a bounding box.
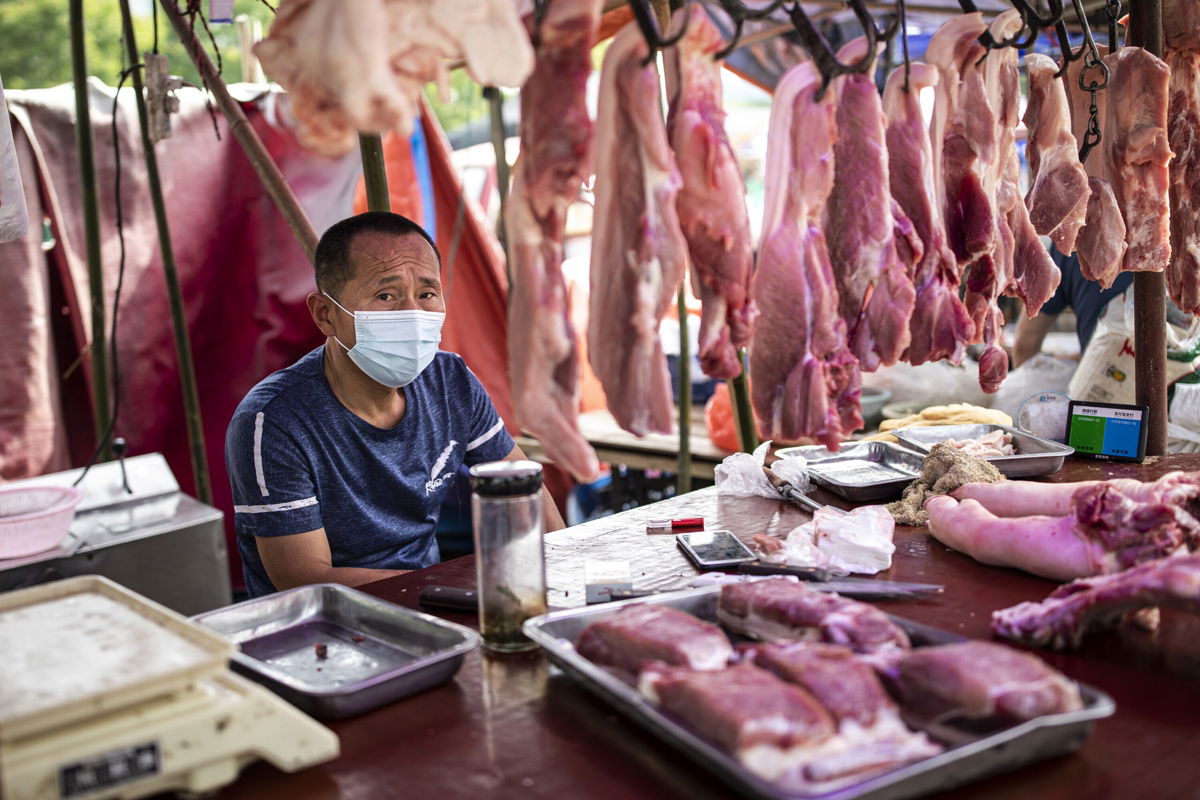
[738,561,837,581]
[418,585,478,612]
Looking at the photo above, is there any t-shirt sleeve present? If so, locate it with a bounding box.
[226,408,324,537]
[458,363,515,465]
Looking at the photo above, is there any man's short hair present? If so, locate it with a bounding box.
[314,212,441,295]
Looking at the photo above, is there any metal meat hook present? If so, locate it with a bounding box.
[629,0,693,66]
[786,0,879,99]
[711,0,789,61]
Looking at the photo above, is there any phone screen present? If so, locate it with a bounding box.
[677,530,754,566]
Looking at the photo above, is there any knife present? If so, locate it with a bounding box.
[761,465,847,516]
[738,560,943,598]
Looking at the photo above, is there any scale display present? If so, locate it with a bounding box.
[1066,401,1148,462]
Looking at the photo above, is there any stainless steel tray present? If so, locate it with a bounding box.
[524,586,1113,800]
[889,424,1074,478]
[776,442,923,502]
[192,583,478,719]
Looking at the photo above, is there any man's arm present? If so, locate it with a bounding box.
[505,444,566,532]
[256,528,409,592]
[1013,312,1058,368]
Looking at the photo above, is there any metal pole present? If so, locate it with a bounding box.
[117,0,213,504]
[359,134,391,212]
[1129,0,1168,455]
[69,0,112,460]
[157,0,318,259]
[483,86,511,269]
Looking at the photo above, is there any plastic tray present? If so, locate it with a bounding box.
[776,442,923,502]
[0,575,234,743]
[889,424,1074,478]
[192,583,479,719]
[524,586,1114,800]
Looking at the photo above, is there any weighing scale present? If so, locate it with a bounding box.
[0,576,339,800]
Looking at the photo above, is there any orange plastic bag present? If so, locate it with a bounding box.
[705,382,741,453]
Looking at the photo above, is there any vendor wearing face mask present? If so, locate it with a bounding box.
[226,211,564,598]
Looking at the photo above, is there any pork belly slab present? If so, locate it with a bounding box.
[574,603,733,676]
[993,553,1200,649]
[645,664,837,783]
[718,577,910,653]
[882,640,1083,724]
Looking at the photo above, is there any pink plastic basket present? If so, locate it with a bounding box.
[0,485,83,559]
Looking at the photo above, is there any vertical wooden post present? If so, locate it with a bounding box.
[118,0,213,504]
[1129,0,1168,455]
[483,86,511,272]
[730,351,758,453]
[359,134,391,212]
[69,0,112,460]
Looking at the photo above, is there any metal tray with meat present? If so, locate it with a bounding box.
[890,424,1075,478]
[524,583,1113,800]
[775,442,924,502]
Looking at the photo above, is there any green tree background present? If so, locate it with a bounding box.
[0,0,488,133]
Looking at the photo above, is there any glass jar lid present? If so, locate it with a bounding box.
[469,460,543,497]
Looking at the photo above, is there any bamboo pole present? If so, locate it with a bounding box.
[69,0,112,461]
[359,134,391,212]
[730,351,757,453]
[483,86,511,270]
[157,0,318,258]
[117,0,213,504]
[1129,0,1168,455]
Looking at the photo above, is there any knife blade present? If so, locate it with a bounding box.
[738,560,943,597]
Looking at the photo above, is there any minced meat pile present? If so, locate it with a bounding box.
[887,442,1004,526]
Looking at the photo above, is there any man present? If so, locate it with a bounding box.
[227,212,564,597]
[1013,246,1133,367]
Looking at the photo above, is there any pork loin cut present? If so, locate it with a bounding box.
[574,603,733,677]
[883,63,973,366]
[825,38,915,372]
[1104,47,1174,273]
[718,577,910,653]
[993,553,1200,649]
[664,6,757,380]
[750,61,862,448]
[588,23,689,435]
[505,0,602,482]
[882,640,1083,723]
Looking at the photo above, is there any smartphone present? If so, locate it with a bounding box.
[676,530,756,570]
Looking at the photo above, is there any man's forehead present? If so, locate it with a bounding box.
[347,230,440,279]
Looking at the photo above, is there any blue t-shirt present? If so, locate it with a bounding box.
[226,347,514,597]
[1041,247,1133,350]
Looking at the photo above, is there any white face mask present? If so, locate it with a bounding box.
[325,293,445,388]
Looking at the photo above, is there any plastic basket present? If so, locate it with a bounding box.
[0,485,83,558]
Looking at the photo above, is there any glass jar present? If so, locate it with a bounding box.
[469,460,547,653]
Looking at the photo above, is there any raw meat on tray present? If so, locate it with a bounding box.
[993,553,1200,649]
[879,640,1083,725]
[574,603,732,677]
[718,577,910,653]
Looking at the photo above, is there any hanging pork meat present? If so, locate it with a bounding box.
[588,23,689,436]
[1022,53,1090,256]
[1165,42,1200,313]
[883,63,973,366]
[1104,46,1174,274]
[505,0,602,482]
[664,5,757,381]
[254,0,534,155]
[750,61,862,449]
[824,39,916,373]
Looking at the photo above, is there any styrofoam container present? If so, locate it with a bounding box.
[0,485,82,558]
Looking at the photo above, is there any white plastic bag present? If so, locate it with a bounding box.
[763,506,895,574]
[862,361,990,409]
[991,354,1077,421]
[714,442,811,499]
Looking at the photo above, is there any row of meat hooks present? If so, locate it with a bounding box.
[618,0,1125,152]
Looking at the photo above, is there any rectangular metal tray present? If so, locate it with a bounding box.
[889,424,1074,478]
[524,586,1113,800]
[776,442,923,502]
[192,583,478,719]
